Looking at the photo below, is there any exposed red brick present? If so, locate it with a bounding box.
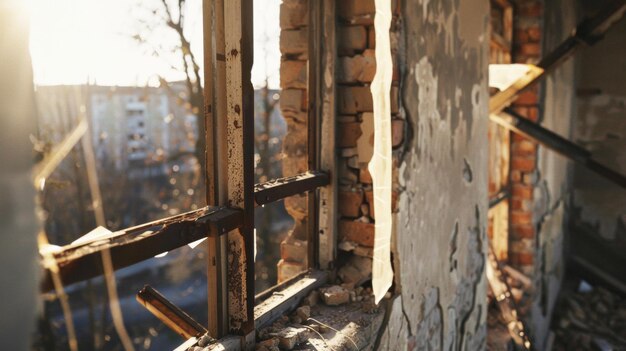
[511,211,532,225]
[518,43,541,56]
[338,86,373,114]
[338,50,376,83]
[280,28,308,55]
[526,106,539,122]
[511,224,535,239]
[339,190,364,218]
[279,0,308,29]
[280,235,308,264]
[512,140,536,156]
[512,184,533,199]
[339,220,375,247]
[338,0,375,20]
[511,157,536,172]
[280,60,307,89]
[518,2,542,17]
[510,170,522,183]
[526,26,541,42]
[515,90,539,105]
[359,167,372,184]
[337,122,362,148]
[512,133,531,143]
[279,89,306,113]
[510,252,534,266]
[338,26,367,56]
[277,259,306,282]
[392,119,404,147]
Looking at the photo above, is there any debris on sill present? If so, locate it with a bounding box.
[255,284,385,350]
[551,282,626,350]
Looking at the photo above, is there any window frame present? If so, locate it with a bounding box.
[40,0,337,344]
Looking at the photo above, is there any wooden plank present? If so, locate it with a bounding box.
[40,206,242,291]
[254,270,328,329]
[137,285,208,339]
[223,0,255,335]
[489,0,626,115]
[254,171,329,206]
[318,0,338,270]
[306,0,323,269]
[204,0,229,337]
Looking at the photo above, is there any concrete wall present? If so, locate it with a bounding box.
[573,3,626,244]
[378,0,491,349]
[528,0,577,346]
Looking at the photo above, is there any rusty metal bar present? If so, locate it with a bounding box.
[306,0,323,269]
[40,206,242,291]
[220,0,255,338]
[489,188,510,209]
[489,0,626,114]
[137,285,208,340]
[254,171,329,206]
[492,108,626,188]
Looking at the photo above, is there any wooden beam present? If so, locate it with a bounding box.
[254,270,328,329]
[204,0,229,338]
[254,171,329,206]
[137,285,208,340]
[317,0,338,270]
[489,0,626,115]
[40,206,242,291]
[223,0,255,336]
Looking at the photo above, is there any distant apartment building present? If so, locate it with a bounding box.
[35,83,198,175]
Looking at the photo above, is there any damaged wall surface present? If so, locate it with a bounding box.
[525,0,577,347]
[378,0,490,349]
[574,4,626,245]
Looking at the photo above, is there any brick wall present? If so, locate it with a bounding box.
[277,0,405,284]
[335,0,403,279]
[277,0,310,282]
[509,0,543,277]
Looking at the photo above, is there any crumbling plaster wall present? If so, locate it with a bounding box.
[378,0,491,349]
[526,0,576,346]
[573,4,626,244]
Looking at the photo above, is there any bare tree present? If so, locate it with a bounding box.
[132,0,205,172]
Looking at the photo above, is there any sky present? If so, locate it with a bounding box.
[28,0,281,89]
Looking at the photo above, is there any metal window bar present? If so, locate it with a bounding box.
[40,0,332,345]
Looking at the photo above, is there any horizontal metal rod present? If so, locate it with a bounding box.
[489,188,510,209]
[41,206,243,291]
[489,0,626,114]
[254,171,329,206]
[493,109,626,189]
[137,285,208,340]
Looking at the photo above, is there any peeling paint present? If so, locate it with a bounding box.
[387,0,489,348]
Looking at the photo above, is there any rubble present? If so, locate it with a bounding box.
[552,283,626,350]
[254,281,385,350]
[320,285,350,306]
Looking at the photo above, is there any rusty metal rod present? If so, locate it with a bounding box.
[489,188,510,209]
[137,285,207,339]
[492,108,626,189]
[40,206,242,291]
[254,171,329,206]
